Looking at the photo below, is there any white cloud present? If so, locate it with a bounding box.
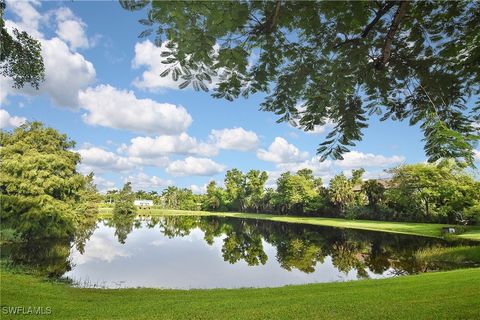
[79,85,192,134]
[362,170,392,180]
[257,137,309,163]
[124,172,173,191]
[0,109,27,129]
[126,133,217,158]
[166,157,225,176]
[1,38,95,108]
[335,151,405,169]
[2,3,96,108]
[123,127,257,160]
[127,156,170,168]
[276,156,333,176]
[474,149,480,162]
[0,78,11,104]
[290,103,335,135]
[209,127,259,151]
[54,7,90,50]
[38,37,95,107]
[5,0,43,38]
[93,176,117,193]
[132,40,179,91]
[77,146,136,173]
[70,232,131,265]
[291,119,335,135]
[189,183,208,194]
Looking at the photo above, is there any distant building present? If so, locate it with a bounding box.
[134,200,154,208]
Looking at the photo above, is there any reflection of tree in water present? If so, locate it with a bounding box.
[221,221,268,266]
[157,216,198,238]
[107,213,136,244]
[194,217,469,277]
[330,241,369,278]
[275,239,324,273]
[106,216,479,277]
[5,215,473,280]
[74,215,98,254]
[1,239,72,278]
[198,216,225,245]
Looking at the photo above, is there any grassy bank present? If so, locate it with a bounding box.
[99,208,480,240]
[1,268,479,319]
[415,246,480,265]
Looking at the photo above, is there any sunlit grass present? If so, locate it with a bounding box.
[415,246,480,265]
[1,268,479,319]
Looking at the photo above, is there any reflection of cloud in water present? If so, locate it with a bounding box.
[64,218,450,289]
[71,228,131,265]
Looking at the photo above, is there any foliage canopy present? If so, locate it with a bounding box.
[124,0,480,163]
[0,0,45,89]
[0,122,98,239]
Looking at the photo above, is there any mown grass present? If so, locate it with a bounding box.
[99,208,480,241]
[1,268,479,319]
[415,246,480,265]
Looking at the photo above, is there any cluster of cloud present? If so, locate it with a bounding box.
[77,147,136,174]
[2,1,96,107]
[132,40,179,91]
[123,172,173,191]
[124,133,217,158]
[189,183,208,194]
[166,157,225,177]
[132,40,222,92]
[257,137,309,163]
[2,1,191,139]
[210,127,259,151]
[0,109,26,129]
[74,128,259,185]
[258,136,406,188]
[92,175,117,193]
[54,7,91,50]
[78,85,192,135]
[123,127,258,159]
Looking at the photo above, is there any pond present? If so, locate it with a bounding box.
[2,215,477,289]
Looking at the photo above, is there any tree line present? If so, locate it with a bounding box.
[109,162,480,225]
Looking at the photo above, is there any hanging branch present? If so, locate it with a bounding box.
[376,1,409,69]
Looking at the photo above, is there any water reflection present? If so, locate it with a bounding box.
[2,215,477,288]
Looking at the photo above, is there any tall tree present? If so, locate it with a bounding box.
[328,173,355,215]
[362,179,386,207]
[276,169,322,215]
[114,182,136,215]
[0,122,91,239]
[224,168,246,211]
[204,180,225,211]
[244,170,268,212]
[387,160,480,223]
[124,1,480,164]
[0,0,45,89]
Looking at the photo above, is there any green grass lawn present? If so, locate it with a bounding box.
[1,268,479,319]
[99,208,480,241]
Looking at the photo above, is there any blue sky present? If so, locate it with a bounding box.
[1,1,478,193]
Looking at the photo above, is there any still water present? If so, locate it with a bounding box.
[2,216,475,289]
